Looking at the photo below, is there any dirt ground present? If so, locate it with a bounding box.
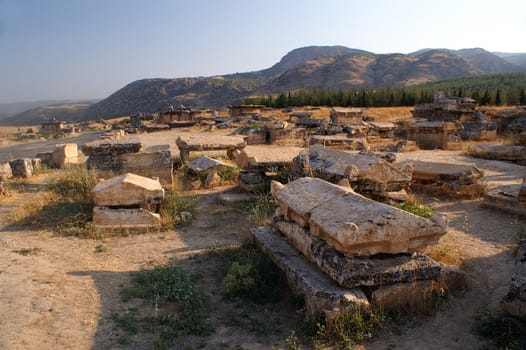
[0,130,525,349]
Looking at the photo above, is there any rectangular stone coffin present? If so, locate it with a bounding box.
[482,185,526,217]
[81,138,142,156]
[92,173,164,206]
[273,219,442,288]
[87,145,173,186]
[308,135,367,149]
[294,144,412,192]
[410,161,484,186]
[93,206,161,228]
[407,121,461,150]
[9,158,33,178]
[308,188,448,256]
[233,146,303,171]
[251,226,369,317]
[468,144,526,163]
[176,134,246,162]
[267,128,306,146]
[272,177,447,256]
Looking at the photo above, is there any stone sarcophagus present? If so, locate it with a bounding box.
[251,177,463,317]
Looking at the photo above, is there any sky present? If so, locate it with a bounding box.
[1,0,525,104]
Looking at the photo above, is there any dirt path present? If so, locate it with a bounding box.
[0,150,524,349]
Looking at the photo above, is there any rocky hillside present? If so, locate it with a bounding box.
[1,102,93,126]
[4,45,525,124]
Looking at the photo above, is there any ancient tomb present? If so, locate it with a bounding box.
[292,144,412,200]
[92,173,164,228]
[82,138,173,186]
[252,177,460,316]
[176,134,246,163]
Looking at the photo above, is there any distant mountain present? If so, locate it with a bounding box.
[7,45,523,123]
[1,102,94,126]
[0,99,91,120]
[494,52,526,70]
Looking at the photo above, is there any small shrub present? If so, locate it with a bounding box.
[472,309,526,349]
[95,244,107,253]
[12,247,42,256]
[47,165,97,202]
[160,190,196,228]
[394,196,434,219]
[217,166,239,182]
[245,193,276,226]
[222,262,257,298]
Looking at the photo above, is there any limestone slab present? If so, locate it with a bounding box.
[501,239,526,318]
[293,144,412,192]
[92,206,161,228]
[251,226,369,317]
[271,177,351,227]
[233,145,304,171]
[0,162,12,181]
[187,156,235,173]
[81,138,142,156]
[410,161,483,185]
[273,219,442,288]
[92,173,164,206]
[468,144,526,162]
[308,189,448,256]
[308,135,367,149]
[176,134,246,161]
[482,185,526,217]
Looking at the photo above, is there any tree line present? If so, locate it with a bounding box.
[243,73,526,108]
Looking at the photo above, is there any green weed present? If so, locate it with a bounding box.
[394,197,434,219]
[472,309,526,350]
[159,190,196,228]
[244,192,276,226]
[12,247,42,256]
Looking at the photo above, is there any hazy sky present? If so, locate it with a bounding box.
[1,0,525,103]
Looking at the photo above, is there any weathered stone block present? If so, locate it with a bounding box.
[293,144,412,192]
[308,135,368,150]
[92,173,164,206]
[81,138,142,156]
[271,177,350,228]
[9,158,33,178]
[468,144,526,163]
[0,162,13,181]
[51,143,79,168]
[92,206,161,228]
[187,156,235,173]
[410,161,484,186]
[267,127,306,146]
[500,239,526,318]
[308,189,448,256]
[273,219,442,288]
[176,134,246,162]
[233,146,303,172]
[251,226,369,317]
[483,185,526,217]
[371,280,434,310]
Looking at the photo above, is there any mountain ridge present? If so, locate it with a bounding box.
[3,45,526,125]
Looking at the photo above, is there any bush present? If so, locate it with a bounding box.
[160,190,196,228]
[245,193,276,226]
[472,309,526,349]
[394,196,434,219]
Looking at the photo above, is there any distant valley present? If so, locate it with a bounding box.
[2,46,525,126]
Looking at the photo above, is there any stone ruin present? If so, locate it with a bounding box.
[292,144,413,202]
[482,177,526,217]
[0,161,13,196]
[232,146,303,192]
[468,144,526,165]
[252,177,463,316]
[81,138,173,186]
[411,91,497,147]
[37,143,81,169]
[406,120,463,150]
[409,161,485,197]
[500,239,526,319]
[186,156,238,190]
[92,173,164,228]
[175,134,246,163]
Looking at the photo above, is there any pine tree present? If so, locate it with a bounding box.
[495,89,502,106]
[520,89,526,105]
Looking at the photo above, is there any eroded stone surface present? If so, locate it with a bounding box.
[0,162,12,181]
[51,143,79,168]
[271,177,351,227]
[9,158,33,178]
[81,138,142,156]
[482,185,526,217]
[92,206,161,228]
[176,134,246,161]
[468,144,526,163]
[273,219,442,288]
[410,161,484,185]
[233,146,303,171]
[309,190,448,256]
[500,239,526,318]
[293,144,412,192]
[92,173,164,206]
[251,226,369,317]
[187,156,235,173]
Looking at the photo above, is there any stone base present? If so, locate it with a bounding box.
[251,226,370,317]
[482,186,526,217]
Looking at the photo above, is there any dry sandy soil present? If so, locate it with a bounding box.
[0,128,525,349]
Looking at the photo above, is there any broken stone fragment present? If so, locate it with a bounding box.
[187,156,235,174]
[92,173,164,206]
[81,138,142,156]
[9,158,33,178]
